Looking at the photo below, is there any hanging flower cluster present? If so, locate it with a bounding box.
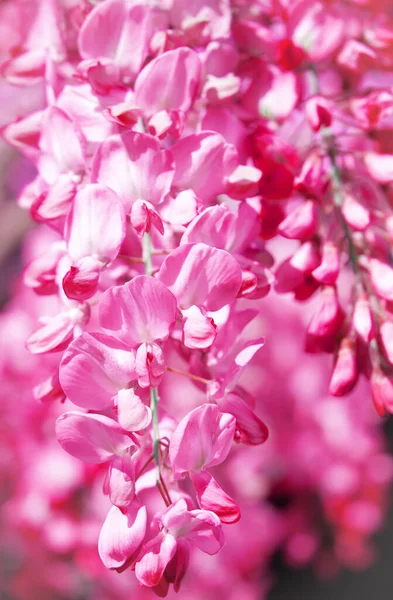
[0,236,391,599]
[2,0,393,596]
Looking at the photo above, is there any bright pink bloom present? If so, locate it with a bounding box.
[78,0,160,85]
[130,200,164,238]
[59,332,137,410]
[169,404,240,522]
[170,132,238,203]
[55,411,135,464]
[38,107,86,186]
[364,153,393,184]
[181,203,259,254]
[241,62,299,121]
[92,131,174,215]
[135,47,201,116]
[99,275,177,347]
[63,184,125,300]
[158,242,242,311]
[337,40,376,72]
[251,133,300,201]
[170,404,235,476]
[217,392,269,446]
[135,498,224,588]
[56,411,139,508]
[190,471,240,524]
[135,341,165,388]
[288,0,345,62]
[116,388,152,432]
[98,503,147,571]
[350,91,393,130]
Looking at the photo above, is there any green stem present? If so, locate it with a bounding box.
[150,386,160,478]
[142,233,161,480]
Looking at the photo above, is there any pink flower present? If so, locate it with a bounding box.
[62,184,125,300]
[170,131,238,203]
[78,0,160,85]
[158,242,242,311]
[135,498,224,589]
[169,404,240,523]
[98,502,147,571]
[91,131,174,215]
[98,275,177,347]
[56,411,138,508]
[55,411,136,464]
[135,47,201,116]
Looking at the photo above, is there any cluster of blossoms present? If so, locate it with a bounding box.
[0,232,391,599]
[2,0,393,596]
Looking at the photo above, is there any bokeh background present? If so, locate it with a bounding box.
[1,0,393,598]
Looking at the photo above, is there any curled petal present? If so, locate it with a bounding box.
[55,411,133,463]
[78,0,157,82]
[158,243,242,311]
[98,503,147,571]
[171,132,238,203]
[217,393,269,445]
[135,47,201,116]
[116,388,151,432]
[182,306,217,350]
[162,498,224,553]
[108,453,136,509]
[26,314,74,355]
[60,332,136,410]
[130,200,164,237]
[62,257,101,302]
[135,342,165,388]
[65,183,125,265]
[190,471,241,525]
[99,275,177,346]
[91,131,174,212]
[135,533,177,588]
[169,404,236,476]
[39,107,86,179]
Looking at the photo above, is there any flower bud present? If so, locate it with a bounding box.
[312,242,340,285]
[306,286,345,353]
[278,200,318,241]
[370,367,393,416]
[352,296,374,344]
[329,338,358,396]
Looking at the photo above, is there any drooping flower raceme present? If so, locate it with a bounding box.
[2,0,393,596]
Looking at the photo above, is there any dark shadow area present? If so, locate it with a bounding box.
[270,418,393,600]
